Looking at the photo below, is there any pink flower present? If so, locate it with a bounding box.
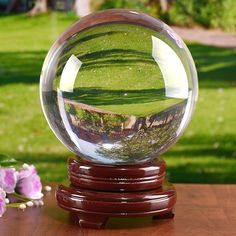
[16,165,42,200]
[0,187,6,217]
[0,168,17,193]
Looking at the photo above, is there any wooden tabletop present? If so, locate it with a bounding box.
[1,183,236,236]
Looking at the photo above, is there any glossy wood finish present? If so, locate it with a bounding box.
[1,183,236,236]
[68,158,166,191]
[56,158,175,228]
[56,184,176,228]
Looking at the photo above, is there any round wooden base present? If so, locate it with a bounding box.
[56,158,176,229]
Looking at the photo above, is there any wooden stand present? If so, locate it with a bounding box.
[56,158,176,229]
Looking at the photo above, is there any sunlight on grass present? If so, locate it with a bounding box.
[0,13,235,182]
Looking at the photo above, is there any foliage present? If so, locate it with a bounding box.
[99,0,149,12]
[99,0,163,19]
[220,0,236,32]
[67,105,127,133]
[99,0,236,32]
[97,104,185,162]
[168,0,236,32]
[102,113,127,133]
[0,154,18,167]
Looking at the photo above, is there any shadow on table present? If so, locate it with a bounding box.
[45,205,174,230]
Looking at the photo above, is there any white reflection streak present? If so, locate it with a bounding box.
[57,89,82,152]
[176,90,192,136]
[59,54,82,93]
[151,36,188,99]
[58,54,82,151]
[57,55,116,163]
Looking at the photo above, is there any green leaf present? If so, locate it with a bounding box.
[0,154,18,167]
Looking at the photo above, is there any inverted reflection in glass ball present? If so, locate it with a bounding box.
[40,9,198,165]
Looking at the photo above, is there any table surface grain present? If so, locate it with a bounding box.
[1,183,236,236]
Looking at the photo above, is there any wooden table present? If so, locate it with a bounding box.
[1,183,236,236]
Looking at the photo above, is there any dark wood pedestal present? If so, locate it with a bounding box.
[56,158,176,229]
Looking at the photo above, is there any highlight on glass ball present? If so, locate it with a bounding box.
[40,9,198,165]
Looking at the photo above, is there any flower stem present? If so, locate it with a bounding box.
[6,202,27,208]
[8,192,31,201]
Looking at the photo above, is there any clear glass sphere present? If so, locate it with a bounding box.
[40,9,198,165]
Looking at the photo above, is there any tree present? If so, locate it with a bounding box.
[28,0,91,17]
[74,0,91,17]
[159,0,171,12]
[28,0,48,16]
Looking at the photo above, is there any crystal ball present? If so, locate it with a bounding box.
[40,9,198,165]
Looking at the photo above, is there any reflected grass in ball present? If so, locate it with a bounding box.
[40,10,198,165]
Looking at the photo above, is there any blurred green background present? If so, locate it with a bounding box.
[0,0,235,183]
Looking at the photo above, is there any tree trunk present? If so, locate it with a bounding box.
[74,0,91,17]
[160,0,172,12]
[5,0,19,13]
[28,0,48,16]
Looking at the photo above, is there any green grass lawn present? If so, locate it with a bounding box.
[59,23,184,116]
[0,13,235,183]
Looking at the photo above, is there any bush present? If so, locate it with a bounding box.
[98,0,236,32]
[220,0,236,32]
[99,0,150,13]
[168,0,236,32]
